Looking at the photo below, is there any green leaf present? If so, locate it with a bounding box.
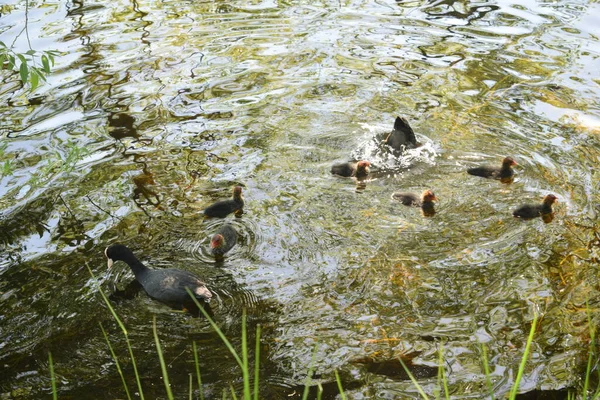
[0,53,5,70]
[20,62,28,83]
[0,40,6,48]
[34,67,47,81]
[30,69,39,89]
[8,55,15,70]
[26,49,36,55]
[17,53,26,64]
[42,55,50,73]
[48,54,55,66]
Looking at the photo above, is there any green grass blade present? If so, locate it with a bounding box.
[100,323,132,400]
[334,371,347,400]
[316,383,323,400]
[508,313,538,400]
[153,316,174,400]
[48,352,57,400]
[481,343,495,400]
[438,345,449,399]
[186,288,244,368]
[399,358,429,400]
[241,309,251,400]
[193,341,205,400]
[87,263,144,400]
[188,374,193,400]
[254,324,261,400]
[230,385,239,400]
[301,344,319,400]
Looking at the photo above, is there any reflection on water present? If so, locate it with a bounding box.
[1,0,600,397]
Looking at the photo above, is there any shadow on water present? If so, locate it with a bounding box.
[515,389,574,400]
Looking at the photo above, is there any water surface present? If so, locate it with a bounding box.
[1,0,600,398]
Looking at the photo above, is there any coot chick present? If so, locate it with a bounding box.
[210,223,238,259]
[513,194,558,220]
[203,186,244,218]
[392,189,438,216]
[331,160,371,179]
[384,117,418,152]
[105,244,212,312]
[467,157,517,182]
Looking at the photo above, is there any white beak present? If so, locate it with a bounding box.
[105,247,113,269]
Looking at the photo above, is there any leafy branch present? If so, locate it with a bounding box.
[0,0,60,90]
[0,40,59,90]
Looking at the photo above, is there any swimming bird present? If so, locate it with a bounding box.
[467,157,517,182]
[203,186,244,218]
[105,244,212,313]
[392,189,438,216]
[384,117,418,152]
[210,223,238,259]
[513,194,558,220]
[331,160,371,179]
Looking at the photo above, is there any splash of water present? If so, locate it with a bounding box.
[351,123,438,172]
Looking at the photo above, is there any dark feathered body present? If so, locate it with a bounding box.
[392,190,437,216]
[105,244,212,312]
[330,160,370,179]
[203,186,244,218]
[384,117,418,151]
[392,192,420,206]
[467,157,517,180]
[210,224,238,257]
[138,268,212,308]
[513,194,557,219]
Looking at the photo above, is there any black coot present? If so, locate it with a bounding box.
[331,160,371,179]
[210,223,238,259]
[467,157,517,182]
[384,117,418,151]
[392,189,438,216]
[203,186,244,218]
[513,194,558,220]
[105,244,212,313]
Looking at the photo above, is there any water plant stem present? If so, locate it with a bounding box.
[153,316,174,400]
[48,352,57,400]
[241,309,251,399]
[508,313,538,400]
[99,323,132,400]
[254,324,261,400]
[193,341,205,400]
[399,357,429,400]
[438,344,449,399]
[334,371,347,400]
[481,343,495,400]
[87,264,145,400]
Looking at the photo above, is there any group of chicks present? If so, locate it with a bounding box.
[330,118,558,220]
[104,186,246,313]
[103,116,558,316]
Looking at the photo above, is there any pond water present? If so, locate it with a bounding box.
[1,0,600,398]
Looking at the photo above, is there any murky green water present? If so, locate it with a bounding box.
[1,0,600,398]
